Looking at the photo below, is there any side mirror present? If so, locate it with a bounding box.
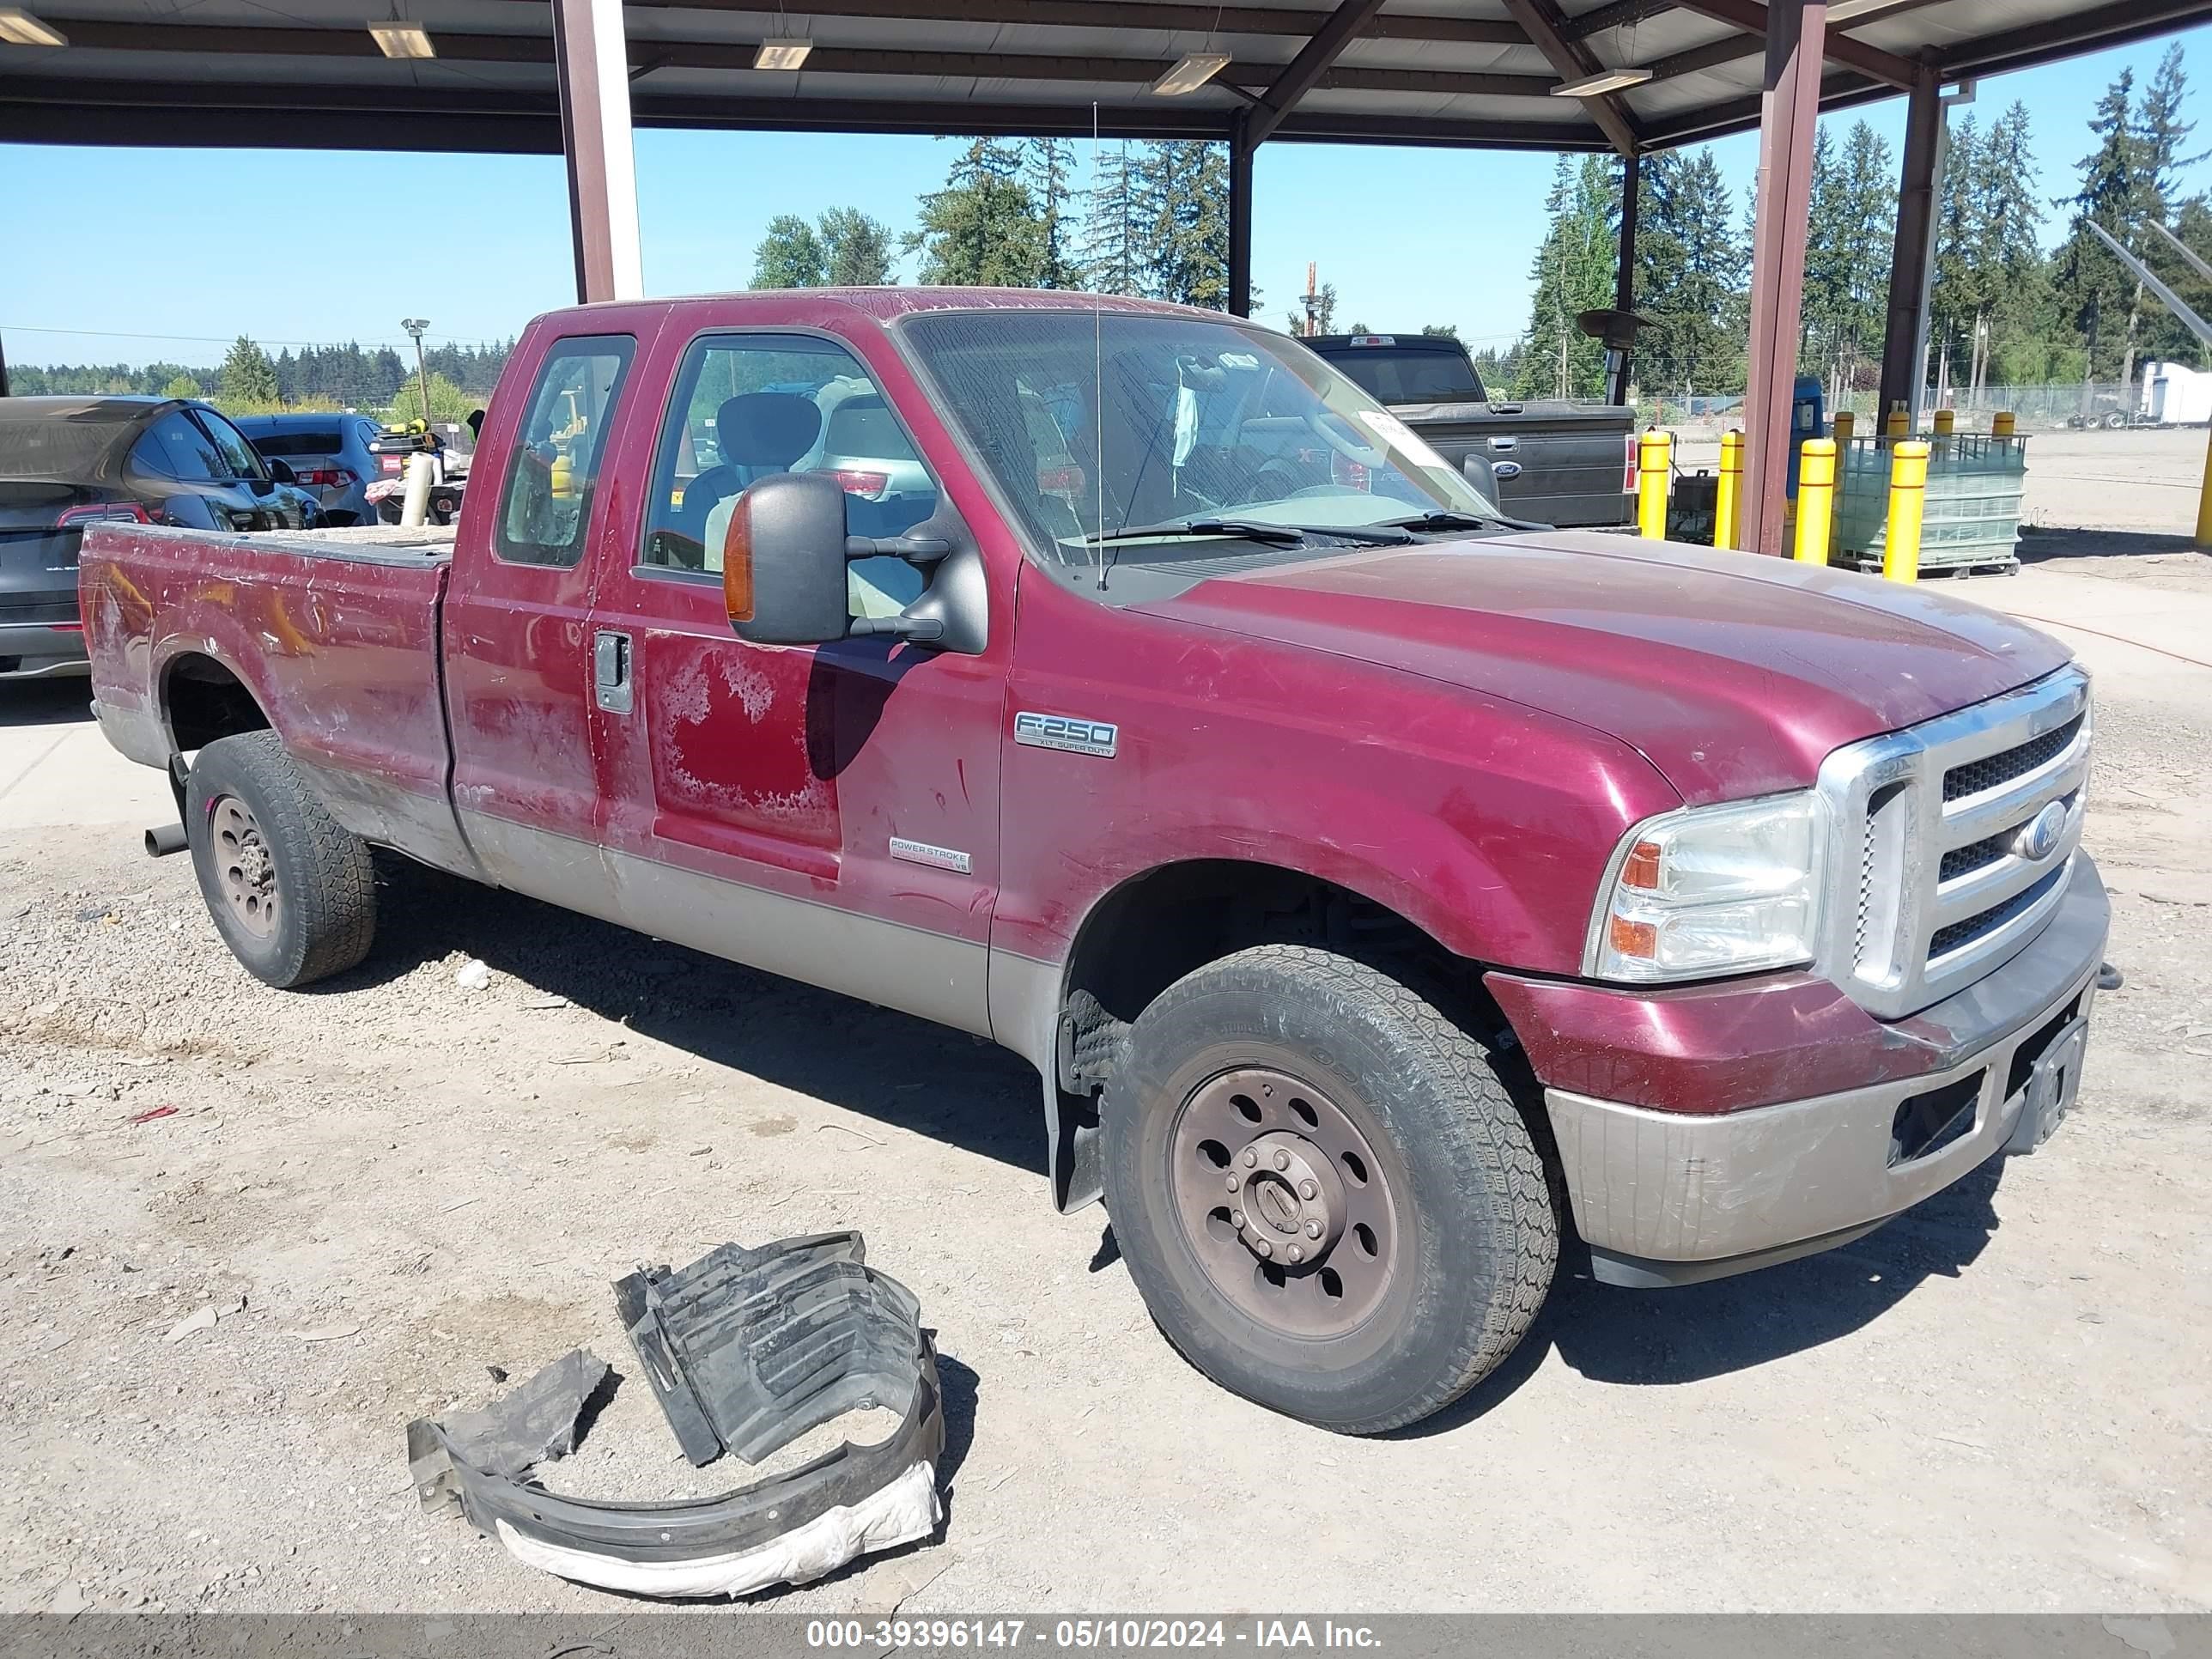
[723,472,854,645]
[265,459,297,485]
[1462,452,1500,501]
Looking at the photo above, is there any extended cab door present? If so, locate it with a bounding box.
[582,325,1005,1035]
[444,329,647,901]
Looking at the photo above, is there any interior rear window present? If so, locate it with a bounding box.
[249,431,345,456]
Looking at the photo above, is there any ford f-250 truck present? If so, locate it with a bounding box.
[82,288,2106,1435]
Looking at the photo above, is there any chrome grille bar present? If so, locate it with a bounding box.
[1816,666,2091,1020]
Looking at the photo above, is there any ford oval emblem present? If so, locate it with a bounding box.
[2013,800,2069,862]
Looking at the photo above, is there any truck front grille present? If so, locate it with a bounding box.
[1943,713,2084,802]
[1817,668,2090,1019]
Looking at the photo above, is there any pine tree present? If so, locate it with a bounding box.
[2051,70,2145,385]
[1802,121,1894,399]
[2133,45,2206,368]
[1517,155,1618,399]
[752,214,825,288]
[908,138,1047,286]
[1134,141,1233,308]
[218,336,281,410]
[1634,147,1745,403]
[1024,139,1082,289]
[1079,142,1144,295]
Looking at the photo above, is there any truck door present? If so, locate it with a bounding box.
[582,327,1005,1036]
[444,331,644,902]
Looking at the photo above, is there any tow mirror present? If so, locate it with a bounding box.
[723,472,856,646]
[723,471,967,647]
[1462,452,1500,501]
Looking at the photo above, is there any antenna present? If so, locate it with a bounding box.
[1092,101,1108,591]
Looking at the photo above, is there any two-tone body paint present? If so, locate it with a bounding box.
[81,287,2086,1158]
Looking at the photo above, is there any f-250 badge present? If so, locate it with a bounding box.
[1014,711,1118,758]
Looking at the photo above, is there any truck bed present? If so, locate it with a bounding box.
[79,520,471,870]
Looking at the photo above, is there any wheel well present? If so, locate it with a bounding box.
[164,653,271,754]
[1061,860,1500,1051]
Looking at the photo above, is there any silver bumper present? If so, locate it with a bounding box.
[1550,859,2109,1288]
[0,621,89,678]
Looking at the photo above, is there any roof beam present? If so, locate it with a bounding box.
[1245,0,1390,146]
[0,74,1613,150]
[1497,0,1641,155]
[625,0,1529,47]
[31,20,1559,98]
[1668,0,1915,88]
[1936,0,2212,82]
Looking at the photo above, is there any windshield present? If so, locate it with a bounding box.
[900,309,1503,562]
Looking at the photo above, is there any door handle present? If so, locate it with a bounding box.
[593,629,633,715]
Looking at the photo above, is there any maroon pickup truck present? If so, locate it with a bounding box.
[82,288,2106,1434]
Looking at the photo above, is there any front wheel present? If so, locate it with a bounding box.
[1103,945,1557,1434]
[185,731,376,988]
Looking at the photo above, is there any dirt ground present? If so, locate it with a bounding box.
[3,434,2210,1617]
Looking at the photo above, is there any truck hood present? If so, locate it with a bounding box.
[1132,530,2072,803]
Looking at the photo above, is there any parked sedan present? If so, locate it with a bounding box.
[233,411,384,526]
[0,395,319,679]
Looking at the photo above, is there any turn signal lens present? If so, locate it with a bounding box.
[722,495,756,623]
[1620,838,1662,890]
[1608,915,1657,959]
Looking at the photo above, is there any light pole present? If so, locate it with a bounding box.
[401,318,432,427]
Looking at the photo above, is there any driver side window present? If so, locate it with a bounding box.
[639,332,938,581]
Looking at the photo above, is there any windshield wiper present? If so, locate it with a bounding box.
[1376,508,1516,532]
[1079,518,1413,548]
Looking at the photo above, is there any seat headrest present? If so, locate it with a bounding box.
[716,392,822,468]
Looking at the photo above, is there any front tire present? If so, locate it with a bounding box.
[185,732,376,988]
[1103,945,1557,1434]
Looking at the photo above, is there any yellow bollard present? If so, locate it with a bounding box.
[1715,429,1742,549]
[1883,440,1930,582]
[1992,410,2015,437]
[2197,422,2212,550]
[1831,410,1855,444]
[1794,439,1836,565]
[1932,408,1954,435]
[1637,429,1672,540]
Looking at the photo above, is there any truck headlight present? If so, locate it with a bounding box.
[1585,793,1826,982]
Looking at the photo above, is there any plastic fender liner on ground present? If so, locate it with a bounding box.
[406,1232,946,1601]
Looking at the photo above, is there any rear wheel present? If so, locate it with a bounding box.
[1103,945,1557,1434]
[185,732,375,988]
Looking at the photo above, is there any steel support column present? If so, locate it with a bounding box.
[1876,59,1942,427]
[550,0,644,304]
[1610,149,1640,407]
[1229,112,1255,317]
[1737,0,1826,555]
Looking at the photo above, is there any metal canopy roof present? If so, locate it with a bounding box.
[1,0,2206,156]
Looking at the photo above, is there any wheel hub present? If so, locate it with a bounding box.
[1170,1065,1400,1338]
[1226,1130,1345,1264]
[211,795,280,939]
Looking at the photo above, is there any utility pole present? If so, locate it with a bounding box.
[1302,263,1319,337]
[402,318,432,426]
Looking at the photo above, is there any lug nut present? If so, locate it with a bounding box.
[1253,1237,1273,1257]
[1287,1245,1304,1263]
[1243,1149,1258,1168]
[1305,1219,1322,1238]
[1300,1179,1318,1200]
[1231,1210,1246,1230]
[1224,1175,1241,1192]
[1273,1150,1291,1171]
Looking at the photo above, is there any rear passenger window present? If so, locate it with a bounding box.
[495,334,636,568]
[639,332,936,574]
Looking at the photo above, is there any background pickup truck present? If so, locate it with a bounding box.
[82,287,2106,1436]
[1308,332,1636,528]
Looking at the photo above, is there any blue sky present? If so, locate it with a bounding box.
[3,24,2209,368]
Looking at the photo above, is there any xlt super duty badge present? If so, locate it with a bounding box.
[1014,711,1118,758]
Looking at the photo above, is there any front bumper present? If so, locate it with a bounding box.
[0,620,89,678]
[1515,856,2110,1286]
